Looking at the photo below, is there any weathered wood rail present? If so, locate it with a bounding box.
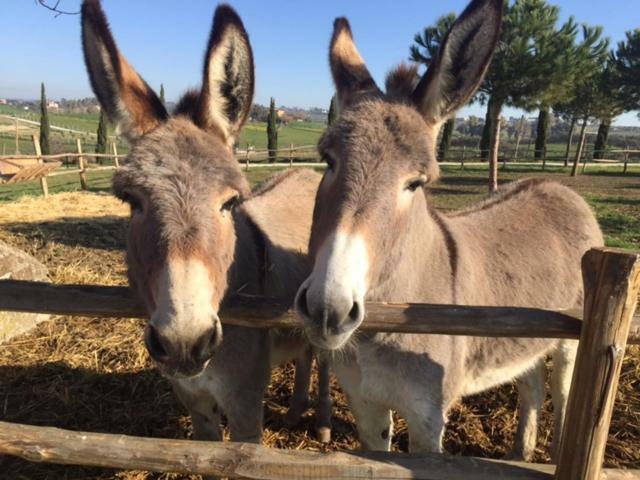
[0,278,639,342]
[0,247,639,480]
[1,421,639,480]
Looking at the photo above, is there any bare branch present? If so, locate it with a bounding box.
[35,0,79,18]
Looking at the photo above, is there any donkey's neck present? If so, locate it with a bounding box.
[369,194,456,304]
[228,212,263,297]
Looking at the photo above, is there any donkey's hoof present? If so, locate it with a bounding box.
[315,426,331,443]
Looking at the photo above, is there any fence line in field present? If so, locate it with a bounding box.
[0,247,639,480]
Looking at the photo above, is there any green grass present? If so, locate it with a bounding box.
[238,121,325,150]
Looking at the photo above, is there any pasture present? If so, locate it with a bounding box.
[0,164,638,479]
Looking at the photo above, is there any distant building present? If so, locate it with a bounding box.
[0,99,7,105]
[47,100,59,109]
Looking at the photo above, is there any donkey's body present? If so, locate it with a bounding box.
[297,0,602,459]
[81,1,330,444]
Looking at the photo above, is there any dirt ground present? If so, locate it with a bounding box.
[0,172,639,479]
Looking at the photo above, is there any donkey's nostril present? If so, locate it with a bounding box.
[191,326,220,366]
[296,287,310,318]
[145,325,169,362]
[348,301,361,322]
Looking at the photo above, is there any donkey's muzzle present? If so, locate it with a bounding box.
[144,323,221,377]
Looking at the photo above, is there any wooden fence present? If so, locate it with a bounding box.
[0,247,640,479]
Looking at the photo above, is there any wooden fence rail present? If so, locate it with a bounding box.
[1,420,638,480]
[0,279,639,342]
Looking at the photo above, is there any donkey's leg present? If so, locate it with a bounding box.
[510,360,546,461]
[171,381,222,441]
[314,354,333,443]
[284,346,313,427]
[404,407,446,453]
[550,340,577,461]
[333,361,392,451]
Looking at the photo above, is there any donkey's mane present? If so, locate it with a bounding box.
[448,178,551,218]
[385,63,420,100]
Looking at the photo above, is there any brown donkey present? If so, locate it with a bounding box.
[81,0,331,443]
[295,0,603,459]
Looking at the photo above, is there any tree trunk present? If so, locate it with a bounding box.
[480,103,492,161]
[534,107,549,163]
[488,100,502,193]
[593,117,611,160]
[571,118,588,177]
[438,118,455,161]
[513,115,526,161]
[564,115,577,167]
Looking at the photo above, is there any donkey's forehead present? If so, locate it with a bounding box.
[115,117,248,196]
[320,100,436,171]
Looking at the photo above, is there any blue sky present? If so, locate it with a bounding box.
[2,0,639,125]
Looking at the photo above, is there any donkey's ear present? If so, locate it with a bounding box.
[81,0,167,141]
[195,5,254,147]
[411,0,502,125]
[329,18,382,111]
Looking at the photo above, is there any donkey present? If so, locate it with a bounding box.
[81,0,331,443]
[295,0,603,460]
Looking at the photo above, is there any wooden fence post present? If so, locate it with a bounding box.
[461,146,465,169]
[76,138,88,191]
[623,151,629,174]
[111,141,119,168]
[289,144,294,168]
[245,146,250,171]
[31,135,48,197]
[554,248,640,480]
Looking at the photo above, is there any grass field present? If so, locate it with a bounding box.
[0,164,639,478]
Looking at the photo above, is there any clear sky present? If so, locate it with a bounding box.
[2,0,639,125]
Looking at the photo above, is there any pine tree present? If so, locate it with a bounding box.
[159,83,166,106]
[411,13,458,161]
[614,29,640,111]
[267,97,278,163]
[478,0,596,191]
[95,110,108,164]
[328,95,338,126]
[39,82,51,155]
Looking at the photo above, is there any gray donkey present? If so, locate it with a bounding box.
[81,0,331,443]
[295,0,603,459]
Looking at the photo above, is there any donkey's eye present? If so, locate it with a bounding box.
[405,175,427,192]
[122,192,143,214]
[221,195,239,212]
[323,154,335,172]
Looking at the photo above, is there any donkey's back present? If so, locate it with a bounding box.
[449,178,603,309]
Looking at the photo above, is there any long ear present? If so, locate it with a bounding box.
[81,0,167,141]
[411,0,502,125]
[329,18,382,111]
[195,4,254,147]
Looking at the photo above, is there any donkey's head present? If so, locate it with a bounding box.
[82,1,254,377]
[295,0,502,349]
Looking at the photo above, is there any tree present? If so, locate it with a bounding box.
[410,13,457,161]
[328,95,338,126]
[478,0,594,191]
[159,83,165,106]
[267,97,278,163]
[39,82,51,156]
[614,29,640,112]
[95,109,108,163]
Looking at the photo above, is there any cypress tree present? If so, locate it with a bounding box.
[267,97,278,163]
[593,117,611,159]
[328,95,338,126]
[438,117,455,161]
[534,108,549,161]
[39,82,51,155]
[159,83,165,106]
[95,110,108,164]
